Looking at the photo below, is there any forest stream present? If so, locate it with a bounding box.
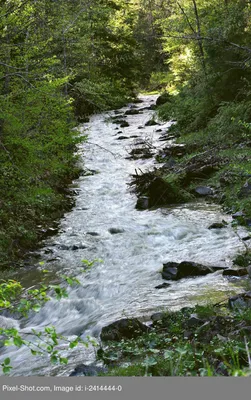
[0,95,248,376]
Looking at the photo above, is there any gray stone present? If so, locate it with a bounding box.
[136,196,149,210]
[162,263,178,280]
[208,222,227,229]
[162,261,223,281]
[187,314,204,327]
[120,121,129,128]
[151,312,165,322]
[69,364,107,377]
[100,318,149,341]
[228,291,251,309]
[124,109,141,115]
[108,228,125,234]
[176,261,222,279]
[194,186,214,196]
[155,282,171,289]
[145,119,159,126]
[117,136,128,140]
[222,268,248,277]
[232,211,245,219]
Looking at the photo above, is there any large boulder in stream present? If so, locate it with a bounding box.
[223,268,248,277]
[156,92,171,106]
[124,109,141,115]
[100,318,149,342]
[162,261,223,280]
[145,118,159,126]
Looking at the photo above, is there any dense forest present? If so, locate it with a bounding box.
[0,0,165,266]
[1,0,251,378]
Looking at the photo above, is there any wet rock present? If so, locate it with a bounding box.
[136,196,149,210]
[176,261,222,279]
[232,211,245,219]
[159,135,170,142]
[145,119,159,126]
[124,109,141,115]
[69,364,107,377]
[111,118,126,124]
[187,314,204,328]
[155,282,171,289]
[138,126,144,129]
[117,136,128,140]
[60,243,87,251]
[194,186,214,196]
[47,257,61,262]
[238,180,251,198]
[138,107,151,111]
[151,312,165,322]
[156,129,162,132]
[228,291,251,309]
[71,243,88,251]
[130,148,153,160]
[242,235,251,241]
[44,248,53,254]
[162,261,223,281]
[223,268,248,277]
[133,99,144,104]
[162,263,178,280]
[248,266,251,279]
[208,222,227,229]
[108,228,125,234]
[156,92,171,106]
[86,232,99,236]
[120,121,129,128]
[100,318,149,341]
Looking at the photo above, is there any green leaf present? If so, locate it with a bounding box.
[4,358,10,366]
[50,355,58,364]
[60,357,68,365]
[4,339,13,347]
[3,366,12,375]
[13,337,23,347]
[32,304,41,312]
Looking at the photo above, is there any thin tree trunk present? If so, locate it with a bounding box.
[191,0,206,75]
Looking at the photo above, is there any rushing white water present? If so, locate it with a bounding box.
[0,95,248,376]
